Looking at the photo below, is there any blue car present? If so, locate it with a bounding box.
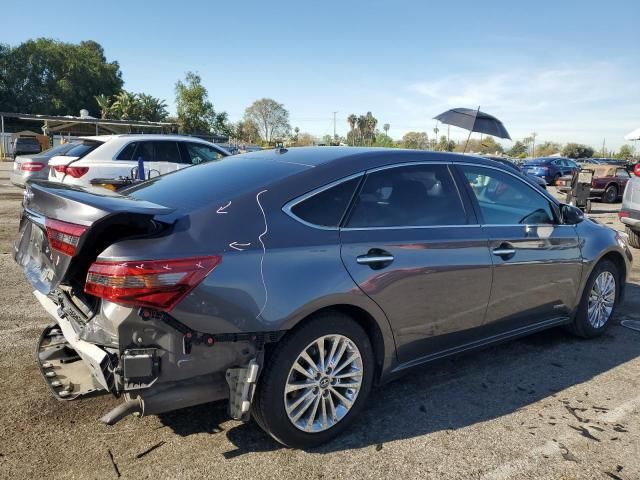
[522,157,578,185]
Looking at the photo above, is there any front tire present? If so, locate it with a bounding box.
[252,311,374,448]
[567,259,620,338]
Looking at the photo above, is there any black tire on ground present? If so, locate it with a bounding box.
[251,311,374,448]
[602,184,618,203]
[585,199,592,213]
[566,259,620,338]
[627,226,640,249]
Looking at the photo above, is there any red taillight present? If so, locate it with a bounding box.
[84,256,221,311]
[45,218,88,256]
[634,164,640,177]
[20,162,45,172]
[52,165,89,178]
[619,211,630,219]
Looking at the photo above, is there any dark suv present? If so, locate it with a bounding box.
[12,137,42,159]
[522,157,578,185]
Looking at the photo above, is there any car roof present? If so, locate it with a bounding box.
[236,146,503,170]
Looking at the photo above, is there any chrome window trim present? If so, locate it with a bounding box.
[283,159,564,231]
[282,172,365,231]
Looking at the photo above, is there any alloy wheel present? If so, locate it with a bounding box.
[587,271,616,328]
[284,334,363,433]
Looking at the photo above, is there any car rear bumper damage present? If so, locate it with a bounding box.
[33,288,280,424]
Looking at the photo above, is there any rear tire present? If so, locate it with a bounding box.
[602,184,618,203]
[627,227,640,249]
[251,311,374,448]
[567,259,620,338]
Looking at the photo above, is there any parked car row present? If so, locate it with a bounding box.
[14,147,632,448]
[11,134,230,189]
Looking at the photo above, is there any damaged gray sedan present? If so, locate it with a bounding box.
[15,147,632,448]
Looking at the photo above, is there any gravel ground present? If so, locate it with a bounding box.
[0,162,638,480]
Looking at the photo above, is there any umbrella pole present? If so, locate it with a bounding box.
[463,130,473,154]
[463,105,481,154]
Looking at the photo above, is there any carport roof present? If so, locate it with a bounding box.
[0,111,176,135]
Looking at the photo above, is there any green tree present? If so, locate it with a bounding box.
[562,143,594,159]
[616,144,634,159]
[402,131,429,149]
[94,94,112,119]
[455,137,504,154]
[295,132,316,146]
[0,38,123,116]
[507,141,527,157]
[233,119,261,144]
[175,71,228,134]
[136,93,168,122]
[374,132,395,147]
[347,114,357,146]
[110,90,137,120]
[534,141,561,157]
[244,98,291,144]
[436,135,455,152]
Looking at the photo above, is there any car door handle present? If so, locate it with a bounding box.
[492,243,516,259]
[356,250,394,268]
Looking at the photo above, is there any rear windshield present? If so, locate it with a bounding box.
[124,156,306,211]
[16,138,39,145]
[62,140,103,158]
[41,142,79,157]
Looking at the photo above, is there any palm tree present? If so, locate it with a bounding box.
[365,112,377,146]
[347,114,357,146]
[383,123,390,136]
[137,94,168,122]
[94,94,112,119]
[357,115,367,146]
[111,91,137,120]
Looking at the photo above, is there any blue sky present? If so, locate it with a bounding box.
[3,0,640,149]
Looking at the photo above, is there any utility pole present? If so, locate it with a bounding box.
[602,138,606,157]
[332,111,337,145]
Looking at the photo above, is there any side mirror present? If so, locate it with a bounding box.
[561,204,584,225]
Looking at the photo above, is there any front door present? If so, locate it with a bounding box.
[339,162,493,364]
[457,164,583,332]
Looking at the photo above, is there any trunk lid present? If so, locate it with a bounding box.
[14,181,174,294]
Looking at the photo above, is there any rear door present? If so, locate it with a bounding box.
[456,164,582,332]
[339,162,493,363]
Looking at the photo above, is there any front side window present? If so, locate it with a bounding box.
[616,168,630,178]
[290,177,360,227]
[345,164,467,228]
[185,143,224,165]
[461,166,555,225]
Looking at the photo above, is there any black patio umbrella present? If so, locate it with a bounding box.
[434,107,511,153]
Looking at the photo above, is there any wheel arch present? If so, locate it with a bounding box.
[274,302,397,384]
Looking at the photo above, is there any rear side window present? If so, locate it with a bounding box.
[346,164,467,228]
[116,142,138,160]
[290,177,360,227]
[63,140,102,158]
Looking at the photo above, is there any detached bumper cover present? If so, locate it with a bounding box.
[34,290,114,398]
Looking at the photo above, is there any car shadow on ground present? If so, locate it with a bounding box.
[159,283,640,457]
